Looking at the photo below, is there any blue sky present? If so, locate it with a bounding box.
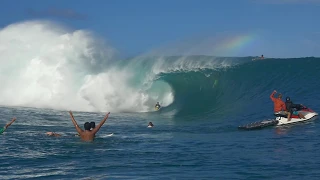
[0,0,319,58]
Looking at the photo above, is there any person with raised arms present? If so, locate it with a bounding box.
[68,111,110,142]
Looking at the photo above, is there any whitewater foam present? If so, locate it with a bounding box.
[0,20,175,112]
[0,20,240,113]
[0,20,116,112]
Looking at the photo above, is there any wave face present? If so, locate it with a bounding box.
[160,58,320,118]
[1,20,320,116]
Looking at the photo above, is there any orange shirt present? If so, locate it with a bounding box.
[270,92,286,112]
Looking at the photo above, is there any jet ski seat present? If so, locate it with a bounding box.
[274,113,288,118]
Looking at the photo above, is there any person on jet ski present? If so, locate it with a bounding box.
[155,102,161,109]
[270,90,287,115]
[285,97,306,121]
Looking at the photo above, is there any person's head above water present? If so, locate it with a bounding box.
[278,93,282,99]
[84,122,91,130]
[90,122,95,129]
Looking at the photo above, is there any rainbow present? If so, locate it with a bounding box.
[212,33,258,56]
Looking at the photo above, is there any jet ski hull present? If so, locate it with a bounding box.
[238,106,317,131]
[274,107,318,125]
[276,112,318,125]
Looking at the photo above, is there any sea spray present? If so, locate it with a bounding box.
[0,21,176,112]
[0,20,258,114]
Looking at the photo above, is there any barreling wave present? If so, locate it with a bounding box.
[0,20,319,117]
[157,58,320,117]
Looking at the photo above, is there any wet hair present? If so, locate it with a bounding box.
[84,122,91,130]
[278,94,282,98]
[90,122,95,129]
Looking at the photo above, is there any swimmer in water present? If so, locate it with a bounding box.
[69,111,110,142]
[75,121,96,136]
[46,132,61,137]
[0,117,17,134]
[148,122,154,128]
[90,122,95,130]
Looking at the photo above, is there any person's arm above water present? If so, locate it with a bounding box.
[92,112,110,134]
[69,111,83,134]
[4,117,17,129]
[270,90,277,101]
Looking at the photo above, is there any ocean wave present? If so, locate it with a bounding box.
[1,20,319,116]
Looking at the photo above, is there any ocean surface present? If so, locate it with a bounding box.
[1,58,320,180]
[1,21,320,179]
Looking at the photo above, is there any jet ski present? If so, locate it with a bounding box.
[239,105,318,130]
[274,105,318,125]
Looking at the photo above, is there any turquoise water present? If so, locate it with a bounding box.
[1,58,320,179]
